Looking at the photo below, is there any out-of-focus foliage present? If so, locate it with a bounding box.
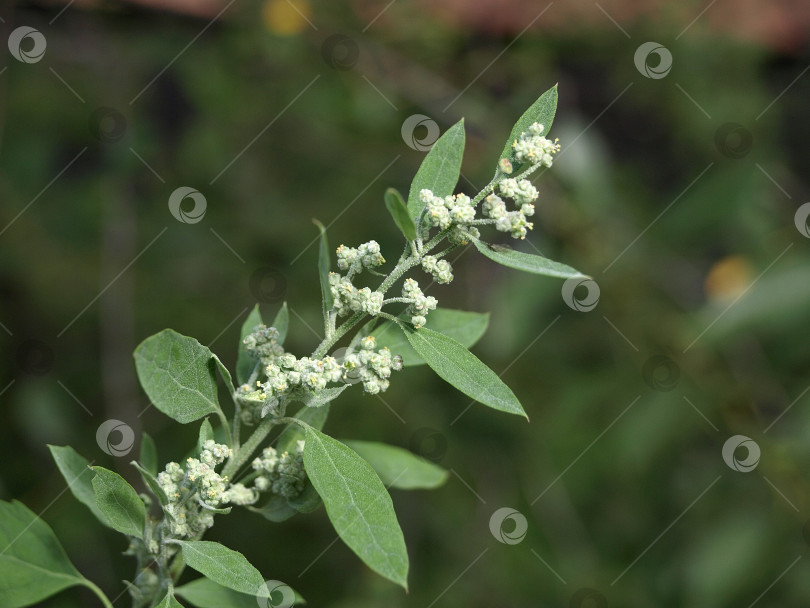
[1,1,808,606]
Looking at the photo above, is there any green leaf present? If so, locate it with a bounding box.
[292,385,348,408]
[342,441,448,490]
[276,403,331,454]
[302,427,409,589]
[90,467,146,538]
[384,188,417,241]
[47,445,108,527]
[403,326,526,418]
[134,329,223,424]
[272,302,290,345]
[132,461,168,506]
[212,353,236,397]
[0,500,89,608]
[237,305,264,385]
[407,119,465,221]
[472,238,586,279]
[498,84,558,171]
[247,494,298,523]
[176,578,306,608]
[198,418,214,452]
[314,219,333,311]
[371,308,489,366]
[156,591,184,607]
[288,482,321,513]
[140,433,158,476]
[173,540,268,598]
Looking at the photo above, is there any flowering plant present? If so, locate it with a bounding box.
[0,84,586,608]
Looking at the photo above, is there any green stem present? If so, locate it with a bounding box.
[82,580,115,608]
[221,414,279,479]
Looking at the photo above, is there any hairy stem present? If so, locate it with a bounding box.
[222,414,279,479]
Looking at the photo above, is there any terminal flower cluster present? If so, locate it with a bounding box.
[251,440,307,498]
[511,122,560,168]
[401,278,437,329]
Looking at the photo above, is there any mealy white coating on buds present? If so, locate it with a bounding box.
[340,335,403,394]
[242,325,284,366]
[511,122,561,168]
[482,178,539,240]
[328,273,383,317]
[420,189,478,231]
[421,255,454,284]
[336,241,385,273]
[251,441,307,498]
[402,278,437,328]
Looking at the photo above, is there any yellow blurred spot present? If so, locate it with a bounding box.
[262,0,311,35]
[705,256,752,302]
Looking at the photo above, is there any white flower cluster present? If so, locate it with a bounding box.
[252,441,307,499]
[416,189,481,245]
[481,177,539,240]
[329,273,384,317]
[157,440,258,538]
[511,122,561,168]
[243,325,284,366]
[341,335,403,394]
[402,278,437,329]
[336,241,385,274]
[421,255,453,284]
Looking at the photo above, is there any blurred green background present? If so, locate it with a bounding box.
[2,0,810,606]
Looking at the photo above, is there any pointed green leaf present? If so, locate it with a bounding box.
[156,591,184,607]
[0,500,89,608]
[212,353,236,397]
[291,385,347,408]
[132,461,168,506]
[173,540,269,598]
[288,482,321,513]
[498,84,558,171]
[48,445,109,527]
[472,238,585,279]
[314,219,333,310]
[384,188,417,241]
[276,403,331,454]
[302,427,409,589]
[407,119,465,221]
[198,418,214,452]
[139,433,158,476]
[134,329,223,424]
[237,305,264,385]
[403,326,526,418]
[247,494,298,523]
[272,302,290,345]
[371,308,489,366]
[176,578,306,608]
[90,467,146,538]
[343,441,448,490]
